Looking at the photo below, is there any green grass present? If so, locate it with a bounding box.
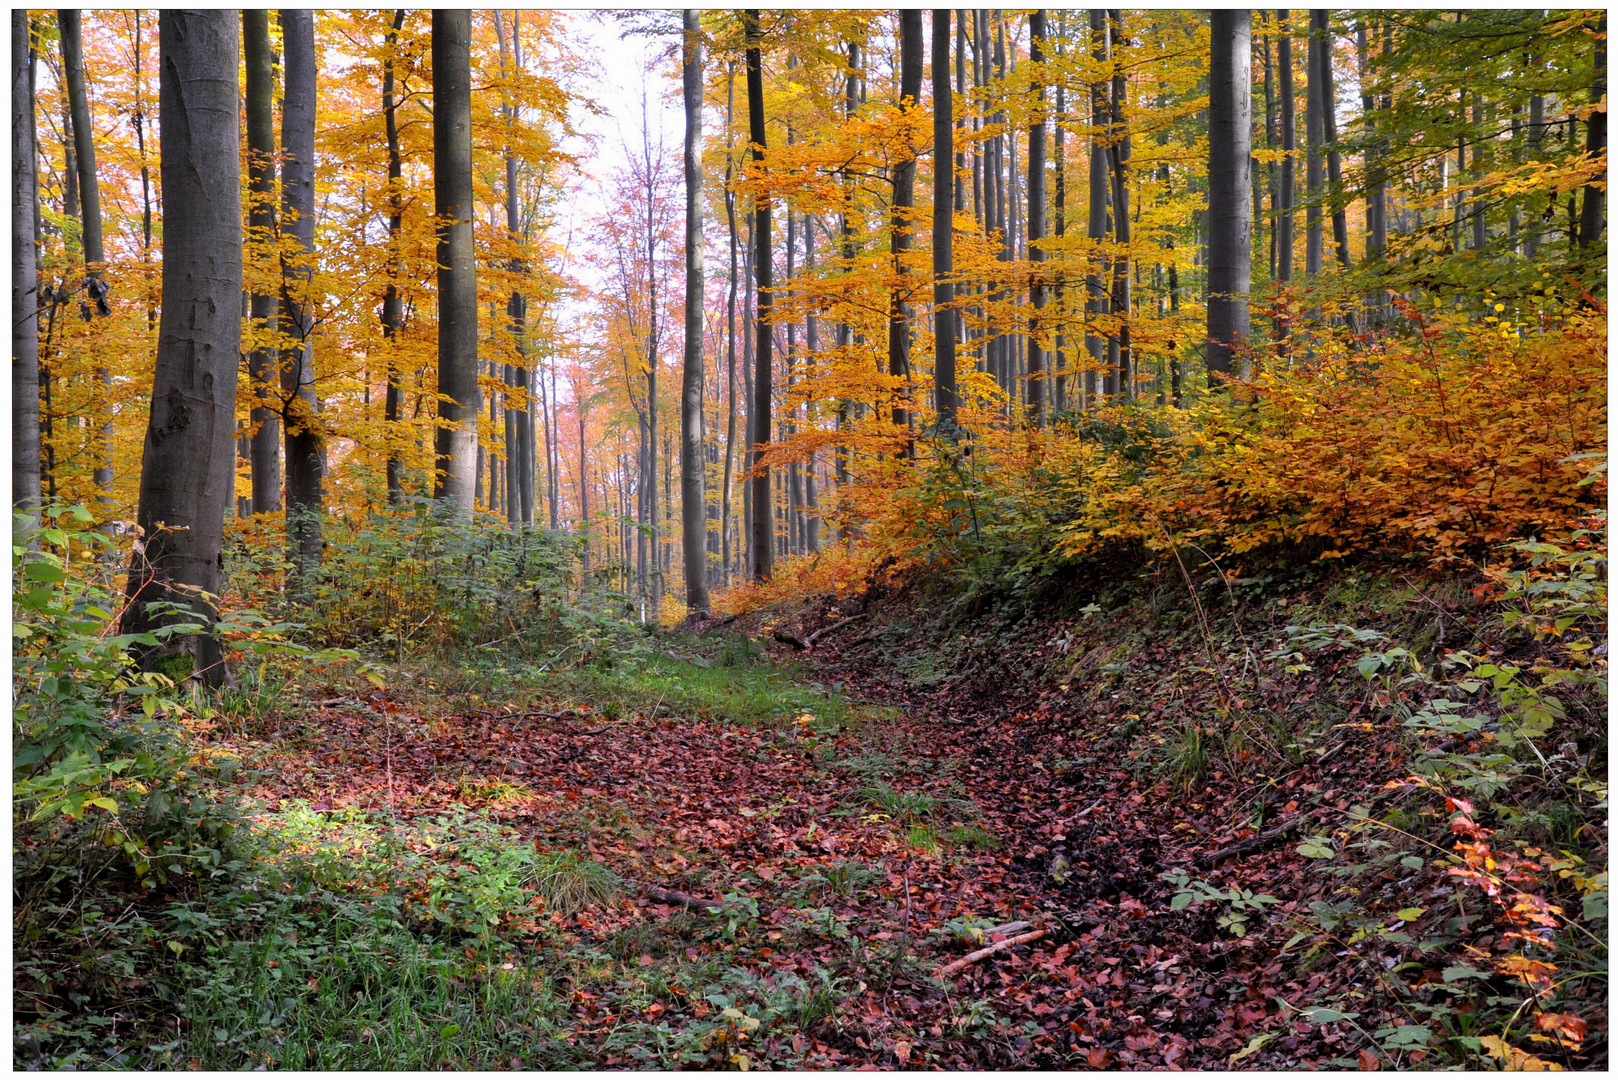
[548,648,853,731]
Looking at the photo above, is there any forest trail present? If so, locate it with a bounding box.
[222,638,1357,1070]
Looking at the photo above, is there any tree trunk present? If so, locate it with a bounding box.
[889,10,923,449]
[381,9,406,503]
[1024,10,1046,425]
[1578,14,1606,250]
[720,61,738,583]
[1086,10,1109,404]
[58,10,113,506]
[1303,8,1323,278]
[279,9,323,576]
[122,10,241,688]
[1108,10,1131,399]
[1264,25,1277,281]
[243,11,282,515]
[680,9,710,616]
[933,9,958,434]
[1312,10,1350,269]
[1278,10,1295,284]
[1207,10,1252,379]
[1051,12,1067,412]
[494,11,530,527]
[432,10,479,518]
[13,12,41,518]
[744,9,773,582]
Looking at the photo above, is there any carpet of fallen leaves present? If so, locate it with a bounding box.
[211,568,1604,1070]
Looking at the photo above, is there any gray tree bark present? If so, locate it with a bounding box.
[1207,10,1252,379]
[1086,10,1109,405]
[744,9,772,581]
[889,10,923,448]
[1312,10,1350,269]
[1278,10,1295,284]
[432,10,479,518]
[13,12,41,517]
[1577,14,1605,250]
[1303,8,1323,278]
[279,10,323,574]
[58,10,113,504]
[243,10,280,514]
[933,9,958,434]
[1025,10,1046,425]
[680,10,710,616]
[381,9,406,503]
[122,10,241,688]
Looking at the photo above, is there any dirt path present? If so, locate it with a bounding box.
[221,645,1375,1069]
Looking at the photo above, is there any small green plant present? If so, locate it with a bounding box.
[1160,869,1282,938]
[526,849,621,917]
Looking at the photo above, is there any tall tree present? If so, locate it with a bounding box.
[279,10,323,574]
[1107,9,1132,400]
[121,10,242,687]
[1207,10,1252,379]
[13,12,41,518]
[432,9,479,517]
[243,11,280,515]
[1086,9,1109,404]
[494,10,532,526]
[1277,10,1295,285]
[744,9,772,581]
[889,10,923,448]
[1312,10,1350,269]
[933,8,958,434]
[380,9,406,503]
[58,10,112,504]
[680,9,709,616]
[720,60,738,581]
[1303,7,1324,277]
[1577,14,1605,251]
[1025,10,1047,425]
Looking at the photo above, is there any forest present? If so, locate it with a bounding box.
[11,7,1608,1071]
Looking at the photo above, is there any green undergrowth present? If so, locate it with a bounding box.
[15,802,866,1069]
[542,633,858,732]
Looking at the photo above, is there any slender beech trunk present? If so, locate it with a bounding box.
[494,11,530,527]
[680,10,709,615]
[1052,12,1067,412]
[381,10,406,502]
[1278,11,1295,285]
[802,212,820,552]
[1086,10,1109,404]
[1578,15,1606,250]
[432,10,479,517]
[122,10,241,687]
[744,10,772,582]
[13,12,41,517]
[933,9,958,433]
[133,12,155,331]
[279,10,323,575]
[1312,10,1349,269]
[1303,9,1323,278]
[1108,10,1131,399]
[1025,10,1046,425]
[59,11,113,505]
[1264,25,1278,281]
[1207,10,1252,379]
[720,62,738,582]
[889,10,923,450]
[243,11,281,514]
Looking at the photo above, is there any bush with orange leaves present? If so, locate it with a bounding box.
[867,298,1606,585]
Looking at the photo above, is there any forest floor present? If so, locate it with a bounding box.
[17,557,1606,1070]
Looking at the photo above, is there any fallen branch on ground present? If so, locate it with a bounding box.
[936,928,1047,978]
[804,612,870,647]
[635,883,724,912]
[1195,813,1317,869]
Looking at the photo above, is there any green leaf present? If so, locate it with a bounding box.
[86,796,119,813]
[1302,1007,1361,1024]
[439,1023,460,1038]
[1400,855,1424,870]
[1441,965,1491,983]
[1394,907,1425,922]
[1229,1032,1276,1065]
[24,561,67,583]
[1170,892,1195,911]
